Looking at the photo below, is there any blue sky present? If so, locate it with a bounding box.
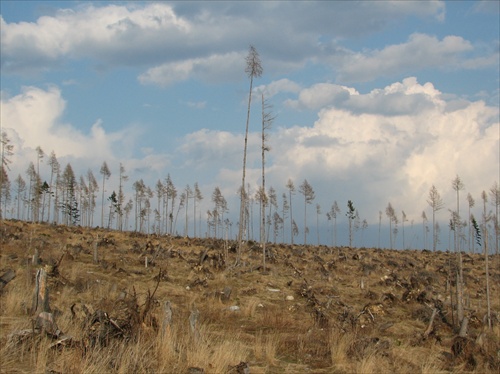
[1,1,499,249]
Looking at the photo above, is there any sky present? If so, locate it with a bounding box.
[1,1,499,249]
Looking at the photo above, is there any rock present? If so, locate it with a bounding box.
[285,295,294,301]
[228,305,240,312]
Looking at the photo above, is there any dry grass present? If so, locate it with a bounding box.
[0,220,499,373]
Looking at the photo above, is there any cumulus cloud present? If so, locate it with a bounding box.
[262,78,498,224]
[285,83,357,110]
[286,77,441,116]
[0,85,150,185]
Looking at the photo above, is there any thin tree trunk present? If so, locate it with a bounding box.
[261,94,266,271]
[484,228,492,329]
[237,74,254,262]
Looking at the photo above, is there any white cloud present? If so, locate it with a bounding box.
[254,79,302,98]
[168,77,497,227]
[285,83,358,110]
[333,33,477,82]
[0,2,457,84]
[263,78,499,224]
[138,52,243,86]
[0,85,142,179]
[287,77,441,116]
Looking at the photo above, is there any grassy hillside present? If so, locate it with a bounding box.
[0,220,499,373]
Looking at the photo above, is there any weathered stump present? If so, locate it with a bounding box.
[162,300,173,335]
[31,268,50,315]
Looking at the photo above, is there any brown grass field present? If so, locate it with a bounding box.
[0,219,499,373]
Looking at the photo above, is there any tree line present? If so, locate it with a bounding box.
[0,45,498,258]
[0,130,498,255]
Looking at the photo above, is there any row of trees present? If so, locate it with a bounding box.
[1,130,498,257]
[1,45,499,256]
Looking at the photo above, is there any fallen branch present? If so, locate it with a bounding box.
[424,308,438,337]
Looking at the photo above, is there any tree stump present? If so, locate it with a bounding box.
[35,311,61,338]
[189,307,200,341]
[32,268,50,315]
[162,300,173,335]
[93,235,99,264]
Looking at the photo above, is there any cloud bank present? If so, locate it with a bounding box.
[2,2,495,85]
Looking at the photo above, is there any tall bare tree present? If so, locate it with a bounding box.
[237,45,263,262]
[281,193,289,242]
[316,203,322,245]
[193,183,203,238]
[255,187,267,242]
[427,185,444,251]
[346,200,356,248]
[87,170,99,227]
[0,132,13,171]
[25,162,37,222]
[361,219,368,247]
[421,211,428,250]
[0,167,10,217]
[14,174,26,220]
[99,162,111,227]
[378,211,382,248]
[212,186,227,239]
[34,146,45,222]
[386,203,396,249]
[123,199,133,230]
[155,179,164,234]
[184,184,193,237]
[79,175,89,226]
[0,132,14,219]
[61,163,79,226]
[489,182,499,256]
[260,93,273,269]
[267,186,277,243]
[117,163,128,231]
[452,175,465,251]
[133,179,145,232]
[165,175,177,235]
[480,191,492,329]
[299,179,315,245]
[466,193,475,253]
[401,211,408,249]
[326,201,340,247]
[451,175,465,325]
[46,151,59,223]
[286,179,295,244]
